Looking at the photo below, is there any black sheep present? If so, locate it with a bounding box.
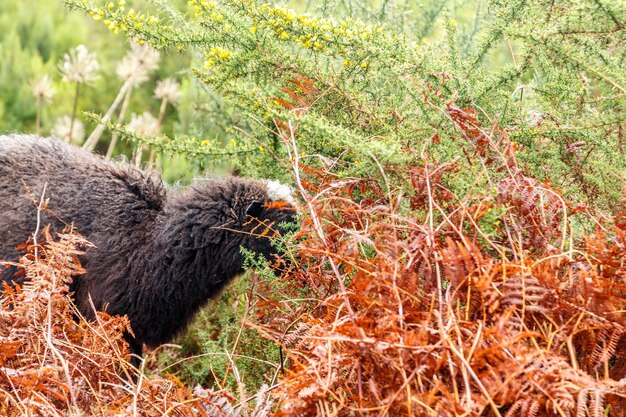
[0,134,296,363]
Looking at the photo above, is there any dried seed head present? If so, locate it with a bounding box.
[127,112,160,137]
[154,78,181,105]
[58,45,100,84]
[51,116,85,144]
[129,42,160,72]
[30,75,56,101]
[116,43,160,86]
[116,55,150,86]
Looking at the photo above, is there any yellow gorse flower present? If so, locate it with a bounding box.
[203,47,233,69]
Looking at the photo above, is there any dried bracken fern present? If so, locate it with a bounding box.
[0,227,242,416]
[246,80,626,416]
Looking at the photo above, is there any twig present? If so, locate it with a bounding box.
[282,120,364,337]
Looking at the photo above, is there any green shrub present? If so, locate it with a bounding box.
[67,0,625,206]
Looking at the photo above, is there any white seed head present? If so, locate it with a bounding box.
[116,55,150,86]
[58,44,100,84]
[51,116,85,144]
[154,78,181,105]
[30,75,56,101]
[265,179,296,206]
[116,43,160,86]
[126,111,160,137]
[129,42,160,72]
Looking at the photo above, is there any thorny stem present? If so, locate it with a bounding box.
[69,81,80,144]
[106,86,133,160]
[83,79,131,152]
[283,120,364,337]
[148,97,169,167]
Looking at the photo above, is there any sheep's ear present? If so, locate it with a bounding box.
[246,201,264,218]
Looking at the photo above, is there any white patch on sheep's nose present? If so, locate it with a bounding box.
[265,179,296,206]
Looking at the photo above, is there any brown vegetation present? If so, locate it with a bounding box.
[2,107,626,416]
[249,102,626,416]
[0,227,254,416]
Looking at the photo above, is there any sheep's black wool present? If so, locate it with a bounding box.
[0,135,296,361]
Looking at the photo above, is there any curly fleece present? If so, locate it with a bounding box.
[0,135,295,355]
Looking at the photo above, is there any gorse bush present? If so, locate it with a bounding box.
[67,0,626,207]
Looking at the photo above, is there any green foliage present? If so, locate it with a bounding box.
[65,0,626,208]
[156,270,281,392]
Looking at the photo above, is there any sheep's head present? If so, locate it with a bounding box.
[238,179,298,266]
[173,177,297,269]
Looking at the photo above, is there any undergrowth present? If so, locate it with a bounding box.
[250,106,626,416]
[0,226,271,416]
[3,110,626,415]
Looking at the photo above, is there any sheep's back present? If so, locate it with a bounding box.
[0,134,167,264]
